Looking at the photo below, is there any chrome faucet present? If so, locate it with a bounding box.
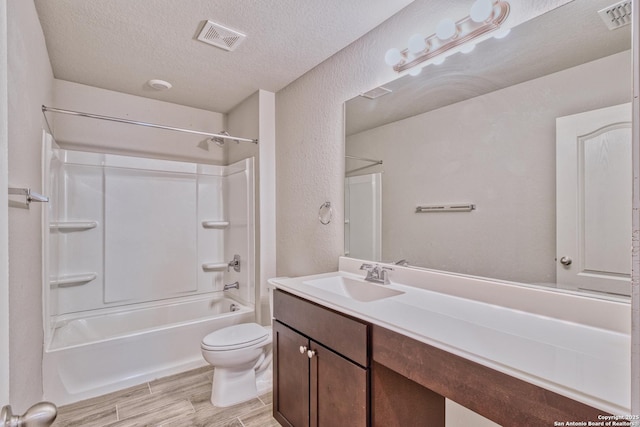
[227,254,241,272]
[359,263,393,285]
[223,281,239,291]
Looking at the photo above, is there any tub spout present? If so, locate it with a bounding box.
[223,281,239,291]
[227,254,241,272]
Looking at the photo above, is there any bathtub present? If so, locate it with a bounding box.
[43,294,255,406]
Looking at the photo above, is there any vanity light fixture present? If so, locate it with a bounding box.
[385,0,510,74]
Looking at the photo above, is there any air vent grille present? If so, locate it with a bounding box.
[360,87,392,100]
[598,0,632,30]
[197,20,246,51]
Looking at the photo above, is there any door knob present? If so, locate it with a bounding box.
[307,349,317,359]
[299,345,307,354]
[560,256,572,266]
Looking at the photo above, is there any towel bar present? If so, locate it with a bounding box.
[8,187,49,208]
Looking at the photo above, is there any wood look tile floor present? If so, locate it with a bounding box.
[52,366,280,427]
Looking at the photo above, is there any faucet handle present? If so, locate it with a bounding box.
[380,266,393,285]
[359,263,374,271]
[227,254,241,272]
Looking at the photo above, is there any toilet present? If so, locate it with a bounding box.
[201,281,282,407]
[201,322,272,407]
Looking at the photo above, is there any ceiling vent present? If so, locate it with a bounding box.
[360,87,392,100]
[197,20,246,51]
[598,0,632,30]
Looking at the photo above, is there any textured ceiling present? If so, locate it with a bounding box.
[346,0,631,135]
[34,0,414,113]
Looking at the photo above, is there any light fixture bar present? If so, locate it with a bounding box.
[392,1,510,73]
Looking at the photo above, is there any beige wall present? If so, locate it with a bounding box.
[1,0,578,413]
[7,0,53,411]
[346,51,631,285]
[0,0,9,405]
[51,80,226,164]
[275,0,572,278]
[227,90,277,324]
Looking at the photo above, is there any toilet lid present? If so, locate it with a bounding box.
[202,322,269,351]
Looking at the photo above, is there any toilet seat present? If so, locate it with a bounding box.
[201,323,270,351]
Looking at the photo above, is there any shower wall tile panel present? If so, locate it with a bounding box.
[197,174,225,292]
[47,150,255,317]
[54,163,104,314]
[104,168,198,303]
[224,164,255,306]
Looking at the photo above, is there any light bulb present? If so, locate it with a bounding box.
[493,27,511,39]
[385,48,402,66]
[460,43,476,54]
[409,67,422,77]
[408,34,427,54]
[470,0,494,23]
[436,18,457,40]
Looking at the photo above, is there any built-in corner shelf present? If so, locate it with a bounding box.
[201,221,230,229]
[50,221,98,231]
[202,263,227,272]
[50,273,97,288]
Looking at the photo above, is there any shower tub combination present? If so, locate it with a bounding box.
[42,140,256,405]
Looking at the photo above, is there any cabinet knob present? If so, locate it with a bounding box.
[307,349,317,359]
[299,345,307,354]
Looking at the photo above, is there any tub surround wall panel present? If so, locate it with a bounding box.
[7,0,54,411]
[103,167,198,302]
[224,162,256,306]
[198,174,226,294]
[46,151,253,317]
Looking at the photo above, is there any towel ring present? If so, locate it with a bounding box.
[319,202,332,225]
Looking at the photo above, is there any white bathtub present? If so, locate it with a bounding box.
[43,295,255,406]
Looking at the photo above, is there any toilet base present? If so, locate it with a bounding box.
[255,365,272,396]
[211,367,258,407]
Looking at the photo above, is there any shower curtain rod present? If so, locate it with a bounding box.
[345,155,383,165]
[41,105,258,144]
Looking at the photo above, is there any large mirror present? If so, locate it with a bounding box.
[345,0,632,298]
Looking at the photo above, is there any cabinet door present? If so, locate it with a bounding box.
[310,341,368,427]
[273,321,310,427]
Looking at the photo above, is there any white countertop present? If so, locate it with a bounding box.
[270,268,631,415]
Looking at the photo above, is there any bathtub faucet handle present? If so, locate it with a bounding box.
[227,254,241,272]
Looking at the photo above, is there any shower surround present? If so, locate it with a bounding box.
[42,139,256,405]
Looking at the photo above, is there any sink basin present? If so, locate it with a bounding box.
[303,276,404,302]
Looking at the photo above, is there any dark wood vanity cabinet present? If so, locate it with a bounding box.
[273,290,369,427]
[272,288,612,427]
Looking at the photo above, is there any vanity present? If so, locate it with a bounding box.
[270,257,630,426]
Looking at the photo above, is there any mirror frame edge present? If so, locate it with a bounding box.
[631,0,639,415]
